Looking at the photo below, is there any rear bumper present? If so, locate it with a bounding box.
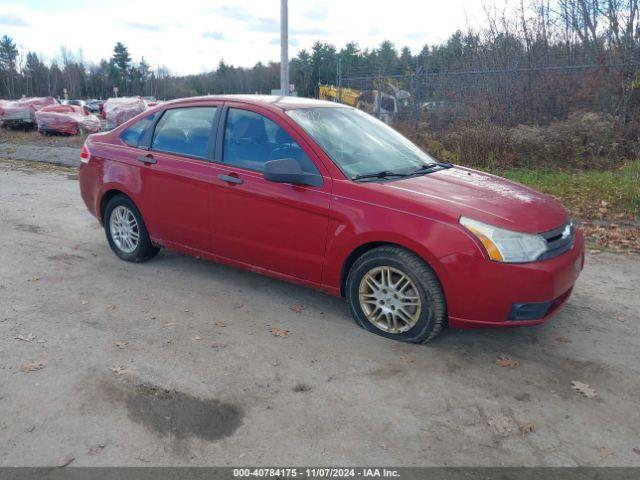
[443,229,585,329]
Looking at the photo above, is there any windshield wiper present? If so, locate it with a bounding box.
[352,171,410,181]
[352,162,454,182]
[408,162,453,176]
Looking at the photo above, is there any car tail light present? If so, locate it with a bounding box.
[80,144,91,164]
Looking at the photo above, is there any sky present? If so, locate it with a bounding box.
[0,0,490,75]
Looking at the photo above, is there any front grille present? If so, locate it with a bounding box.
[538,222,574,260]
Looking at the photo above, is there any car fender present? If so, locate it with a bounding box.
[99,158,146,223]
[323,217,472,299]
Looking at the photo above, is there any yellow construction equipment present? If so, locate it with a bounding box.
[318,85,362,107]
[318,82,411,123]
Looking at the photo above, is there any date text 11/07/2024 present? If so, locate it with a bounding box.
[232,468,401,478]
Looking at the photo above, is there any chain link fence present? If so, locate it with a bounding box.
[339,63,640,130]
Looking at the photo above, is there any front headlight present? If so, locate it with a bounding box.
[459,216,547,263]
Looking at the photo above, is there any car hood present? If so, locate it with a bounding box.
[380,166,568,233]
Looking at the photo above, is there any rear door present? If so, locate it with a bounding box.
[138,105,220,252]
[208,104,332,283]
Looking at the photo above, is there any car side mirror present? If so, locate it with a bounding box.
[263,158,322,187]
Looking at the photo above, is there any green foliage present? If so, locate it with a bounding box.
[111,42,131,73]
[0,35,19,96]
[498,162,640,219]
[109,42,131,94]
[311,41,338,90]
[0,35,18,71]
[398,117,640,219]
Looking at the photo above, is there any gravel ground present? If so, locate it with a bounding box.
[0,143,80,167]
[0,158,639,467]
[0,125,89,167]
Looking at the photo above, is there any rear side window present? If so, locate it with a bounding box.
[151,107,217,159]
[120,112,157,148]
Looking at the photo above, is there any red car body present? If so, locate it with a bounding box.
[79,95,584,329]
[102,97,147,127]
[0,96,56,125]
[36,104,101,135]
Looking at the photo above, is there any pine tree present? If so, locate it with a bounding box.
[0,35,19,97]
[25,52,43,96]
[399,46,414,74]
[339,42,361,78]
[376,41,398,75]
[110,42,131,94]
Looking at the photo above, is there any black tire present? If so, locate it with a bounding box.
[346,246,446,343]
[103,194,159,262]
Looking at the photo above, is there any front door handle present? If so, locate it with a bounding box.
[137,154,157,165]
[218,173,243,185]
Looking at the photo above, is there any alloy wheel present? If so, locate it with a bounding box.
[358,266,422,333]
[109,205,140,254]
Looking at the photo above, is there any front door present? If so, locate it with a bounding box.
[210,105,332,283]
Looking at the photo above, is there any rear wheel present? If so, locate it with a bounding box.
[104,195,159,262]
[346,246,446,343]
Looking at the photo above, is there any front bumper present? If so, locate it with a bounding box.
[441,229,585,329]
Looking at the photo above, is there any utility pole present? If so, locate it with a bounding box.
[280,0,289,95]
[337,57,342,102]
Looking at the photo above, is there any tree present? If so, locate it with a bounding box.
[110,42,131,94]
[417,44,431,72]
[48,61,63,97]
[130,56,151,96]
[291,49,313,96]
[399,46,414,74]
[311,41,338,93]
[376,40,398,75]
[0,35,18,97]
[338,42,361,78]
[601,0,640,121]
[0,2,637,125]
[24,52,44,96]
[139,56,150,80]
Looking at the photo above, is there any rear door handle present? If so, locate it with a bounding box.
[137,154,157,165]
[218,174,243,185]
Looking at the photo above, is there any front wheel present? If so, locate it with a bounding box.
[346,246,446,343]
[104,195,159,262]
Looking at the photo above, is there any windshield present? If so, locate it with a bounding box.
[287,107,437,179]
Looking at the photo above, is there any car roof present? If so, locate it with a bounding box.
[161,94,347,111]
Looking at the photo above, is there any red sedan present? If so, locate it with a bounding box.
[36,104,101,135]
[78,95,584,343]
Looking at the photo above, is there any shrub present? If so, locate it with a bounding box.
[440,122,515,169]
[398,111,637,171]
[509,124,560,168]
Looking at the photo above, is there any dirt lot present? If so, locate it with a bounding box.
[0,127,88,147]
[1,157,639,467]
[0,128,85,167]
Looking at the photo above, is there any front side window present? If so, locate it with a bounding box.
[287,107,437,179]
[151,107,217,159]
[223,108,318,173]
[120,112,157,148]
